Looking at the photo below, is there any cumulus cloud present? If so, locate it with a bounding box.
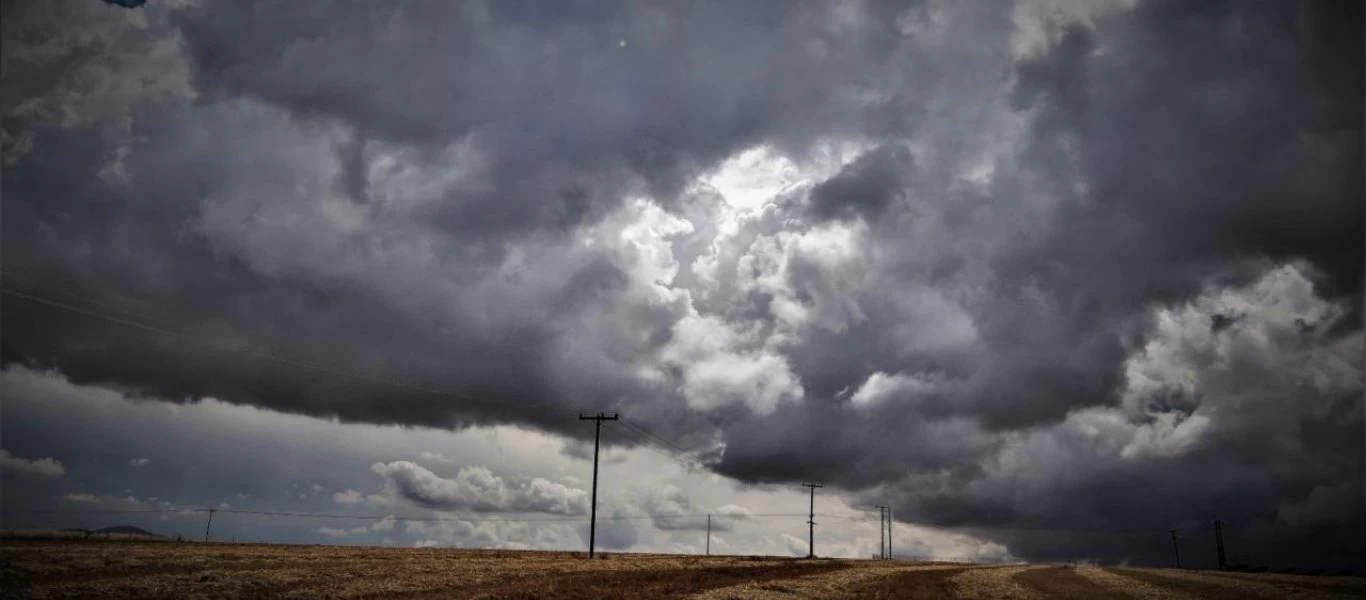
[63,493,99,503]
[1,450,65,477]
[318,515,397,537]
[418,452,456,464]
[781,533,809,557]
[371,462,589,516]
[0,0,1359,571]
[332,490,364,504]
[127,458,150,467]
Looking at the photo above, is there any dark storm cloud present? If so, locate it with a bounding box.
[171,0,916,235]
[806,144,912,222]
[1,0,918,437]
[2,0,1362,571]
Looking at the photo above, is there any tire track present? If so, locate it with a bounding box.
[1108,567,1361,600]
[949,565,1045,599]
[688,562,966,599]
[1073,566,1199,600]
[1013,566,1138,599]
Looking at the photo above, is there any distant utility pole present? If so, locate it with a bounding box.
[802,483,822,559]
[887,506,893,561]
[1168,529,1181,569]
[706,514,711,556]
[579,412,619,559]
[876,506,888,559]
[204,508,216,542]
[1213,519,1227,571]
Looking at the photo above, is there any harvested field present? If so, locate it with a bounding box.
[2,539,1361,599]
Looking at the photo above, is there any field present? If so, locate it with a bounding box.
[3,539,1363,599]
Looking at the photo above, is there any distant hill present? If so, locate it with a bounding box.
[56,525,163,537]
[97,525,162,536]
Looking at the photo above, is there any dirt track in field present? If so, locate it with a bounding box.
[3,539,1361,599]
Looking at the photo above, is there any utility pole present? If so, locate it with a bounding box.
[204,508,215,542]
[876,506,887,559]
[1213,519,1227,571]
[802,483,822,559]
[706,514,711,556]
[887,505,893,561]
[1168,529,1181,568]
[579,412,619,559]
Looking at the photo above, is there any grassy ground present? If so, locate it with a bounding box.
[3,539,1361,599]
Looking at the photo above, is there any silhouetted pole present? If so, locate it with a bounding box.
[579,412,619,559]
[204,508,215,542]
[1213,520,1227,570]
[706,514,711,556]
[887,506,893,560]
[1168,529,1181,568]
[876,506,887,559]
[802,483,822,558]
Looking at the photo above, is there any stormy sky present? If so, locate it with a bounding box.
[1,0,1362,569]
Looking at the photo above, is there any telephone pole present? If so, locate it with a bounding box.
[876,506,888,559]
[204,508,215,542]
[1168,529,1181,568]
[887,505,893,561]
[1213,519,1227,571]
[579,412,619,559]
[706,514,711,556]
[802,483,822,558]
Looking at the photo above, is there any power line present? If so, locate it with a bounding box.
[0,286,554,414]
[0,280,726,461]
[0,506,810,523]
[0,274,737,484]
[618,418,704,462]
[606,422,707,471]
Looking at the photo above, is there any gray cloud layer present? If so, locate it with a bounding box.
[2,0,1360,570]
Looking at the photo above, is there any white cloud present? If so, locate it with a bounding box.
[1,449,64,477]
[714,504,753,519]
[64,493,100,504]
[370,515,397,532]
[372,462,589,515]
[317,515,396,537]
[128,458,150,467]
[661,313,805,414]
[781,533,809,557]
[848,371,940,407]
[418,452,456,463]
[332,489,364,504]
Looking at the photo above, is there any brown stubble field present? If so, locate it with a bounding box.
[2,539,1362,599]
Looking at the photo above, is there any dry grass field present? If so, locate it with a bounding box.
[3,539,1362,599]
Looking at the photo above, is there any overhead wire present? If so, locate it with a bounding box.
[0,506,815,524]
[0,284,558,414]
[604,420,707,472]
[0,264,736,471]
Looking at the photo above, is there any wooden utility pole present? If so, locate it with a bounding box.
[204,509,215,542]
[1168,529,1181,568]
[887,506,893,561]
[579,412,619,559]
[706,514,711,556]
[802,483,822,558]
